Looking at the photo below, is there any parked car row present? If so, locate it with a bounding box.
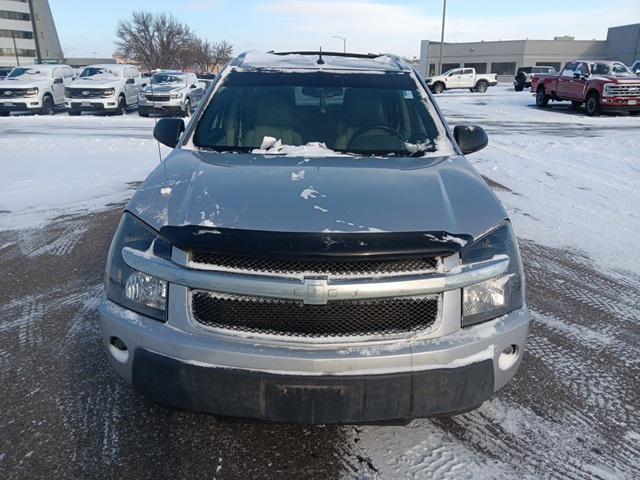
[0,64,210,117]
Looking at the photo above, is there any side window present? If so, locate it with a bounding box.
[612,63,627,74]
[575,63,589,76]
[448,69,461,76]
[463,69,474,75]
[561,63,577,77]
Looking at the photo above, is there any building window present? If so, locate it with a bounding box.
[428,63,436,76]
[535,61,561,71]
[0,10,31,21]
[0,47,37,57]
[491,62,516,75]
[464,63,488,74]
[0,29,33,39]
[441,63,461,73]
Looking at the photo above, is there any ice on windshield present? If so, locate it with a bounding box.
[80,67,119,79]
[151,74,186,85]
[8,68,49,79]
[193,71,455,158]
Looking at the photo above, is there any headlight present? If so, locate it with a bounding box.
[105,213,170,321]
[460,222,524,327]
[602,83,615,97]
[64,87,71,97]
[25,88,39,97]
[102,88,115,97]
[170,93,181,100]
[138,92,146,101]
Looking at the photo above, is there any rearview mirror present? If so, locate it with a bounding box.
[453,125,488,155]
[153,118,185,148]
[53,78,63,84]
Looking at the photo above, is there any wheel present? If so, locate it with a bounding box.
[514,84,524,92]
[536,88,549,108]
[571,100,582,109]
[41,95,55,115]
[68,109,81,116]
[115,95,126,115]
[585,93,600,116]
[475,81,488,93]
[183,99,191,118]
[432,82,445,94]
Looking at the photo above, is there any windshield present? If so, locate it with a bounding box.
[80,67,117,78]
[151,73,186,85]
[8,68,48,79]
[591,62,634,77]
[193,72,448,157]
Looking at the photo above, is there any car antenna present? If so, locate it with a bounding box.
[317,47,325,65]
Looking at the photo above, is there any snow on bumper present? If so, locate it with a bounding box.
[99,299,529,422]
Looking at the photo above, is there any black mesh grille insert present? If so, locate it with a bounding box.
[190,252,438,277]
[191,291,439,338]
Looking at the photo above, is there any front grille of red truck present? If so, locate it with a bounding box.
[190,290,439,338]
[604,84,640,97]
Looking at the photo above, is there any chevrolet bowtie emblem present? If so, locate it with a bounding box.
[295,278,332,305]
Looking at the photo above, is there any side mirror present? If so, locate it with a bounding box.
[153,118,185,148]
[126,78,135,85]
[141,82,147,88]
[190,84,197,89]
[454,125,488,155]
[54,78,63,84]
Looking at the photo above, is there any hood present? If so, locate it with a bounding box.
[70,77,121,89]
[128,150,507,243]
[0,77,50,89]
[141,84,184,94]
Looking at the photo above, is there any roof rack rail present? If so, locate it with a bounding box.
[268,51,383,59]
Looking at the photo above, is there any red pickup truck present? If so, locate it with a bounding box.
[531,60,640,116]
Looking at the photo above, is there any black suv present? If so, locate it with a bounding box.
[514,66,556,91]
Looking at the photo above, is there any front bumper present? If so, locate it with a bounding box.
[600,97,640,112]
[99,296,530,423]
[65,98,119,111]
[0,99,42,111]
[138,101,185,116]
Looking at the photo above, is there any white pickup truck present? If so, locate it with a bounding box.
[426,68,498,94]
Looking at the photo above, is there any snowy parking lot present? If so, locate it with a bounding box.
[1,86,639,479]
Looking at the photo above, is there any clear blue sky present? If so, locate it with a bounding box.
[50,0,639,59]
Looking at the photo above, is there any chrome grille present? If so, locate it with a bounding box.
[604,84,640,97]
[191,290,439,338]
[190,252,439,277]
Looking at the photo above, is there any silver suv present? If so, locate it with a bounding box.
[138,71,206,117]
[100,51,530,424]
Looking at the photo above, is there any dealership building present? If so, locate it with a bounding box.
[0,0,62,66]
[419,23,640,77]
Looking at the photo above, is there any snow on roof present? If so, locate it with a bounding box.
[231,51,412,73]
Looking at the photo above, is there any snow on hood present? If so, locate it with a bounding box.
[71,77,122,89]
[0,77,50,89]
[127,149,507,239]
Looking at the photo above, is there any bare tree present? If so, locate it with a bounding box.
[211,40,233,71]
[115,11,233,72]
[115,11,195,71]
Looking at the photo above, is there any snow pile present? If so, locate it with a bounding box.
[0,115,166,231]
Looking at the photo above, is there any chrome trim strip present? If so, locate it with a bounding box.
[123,247,509,303]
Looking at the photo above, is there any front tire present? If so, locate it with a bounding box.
[585,93,600,116]
[183,99,191,118]
[115,95,126,116]
[536,88,549,108]
[432,82,445,94]
[41,95,55,115]
[515,84,524,92]
[475,81,488,93]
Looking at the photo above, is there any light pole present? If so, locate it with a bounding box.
[11,31,20,66]
[438,0,447,74]
[333,35,347,53]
